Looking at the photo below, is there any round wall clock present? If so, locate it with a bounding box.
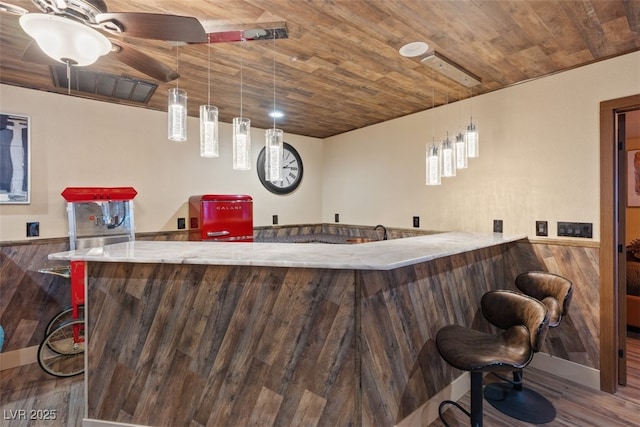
[257,142,304,195]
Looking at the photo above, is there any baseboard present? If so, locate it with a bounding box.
[0,345,37,371]
[530,352,600,390]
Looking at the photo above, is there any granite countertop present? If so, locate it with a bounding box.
[48,232,526,271]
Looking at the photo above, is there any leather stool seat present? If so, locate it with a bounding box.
[436,324,533,373]
[484,271,573,424]
[436,290,549,427]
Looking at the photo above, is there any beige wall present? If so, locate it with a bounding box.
[0,86,323,241]
[1,52,639,243]
[323,52,640,240]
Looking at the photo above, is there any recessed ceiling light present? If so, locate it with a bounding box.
[399,41,429,57]
[269,110,285,119]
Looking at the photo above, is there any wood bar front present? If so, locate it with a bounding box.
[82,241,513,426]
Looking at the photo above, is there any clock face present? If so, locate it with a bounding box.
[257,142,304,195]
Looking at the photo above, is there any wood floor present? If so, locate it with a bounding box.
[0,336,638,427]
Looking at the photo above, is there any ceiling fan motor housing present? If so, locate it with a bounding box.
[31,0,108,23]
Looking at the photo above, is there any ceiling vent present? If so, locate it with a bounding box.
[50,65,157,103]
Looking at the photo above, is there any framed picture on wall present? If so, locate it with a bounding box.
[629,149,640,207]
[0,113,30,204]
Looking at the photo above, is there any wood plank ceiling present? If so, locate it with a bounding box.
[0,0,639,139]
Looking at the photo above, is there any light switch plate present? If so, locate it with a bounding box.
[536,221,548,236]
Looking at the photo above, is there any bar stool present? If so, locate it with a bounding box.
[436,290,549,427]
[484,271,573,424]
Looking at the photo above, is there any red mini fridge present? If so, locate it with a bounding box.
[188,194,253,242]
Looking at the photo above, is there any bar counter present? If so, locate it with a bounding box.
[49,231,524,270]
[49,231,525,427]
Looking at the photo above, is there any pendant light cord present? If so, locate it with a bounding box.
[431,86,435,143]
[207,42,211,106]
[468,87,473,125]
[175,46,179,90]
[240,44,244,120]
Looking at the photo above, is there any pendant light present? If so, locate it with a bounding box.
[466,88,479,158]
[455,90,468,169]
[200,42,219,157]
[440,96,456,177]
[455,132,468,169]
[441,132,456,177]
[168,46,187,142]
[265,32,283,182]
[426,142,441,186]
[233,45,251,170]
[426,87,441,186]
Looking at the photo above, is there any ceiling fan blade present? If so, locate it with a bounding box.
[96,13,207,43]
[207,28,288,43]
[22,41,60,65]
[203,22,288,44]
[109,39,179,82]
[0,1,28,15]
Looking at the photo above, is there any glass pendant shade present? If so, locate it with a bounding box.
[199,105,219,157]
[441,135,456,177]
[265,128,284,182]
[425,143,442,186]
[19,13,111,66]
[168,88,187,142]
[233,117,251,170]
[466,121,479,158]
[455,132,468,169]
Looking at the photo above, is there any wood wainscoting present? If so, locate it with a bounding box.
[505,239,600,370]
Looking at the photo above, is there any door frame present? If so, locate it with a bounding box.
[599,94,640,393]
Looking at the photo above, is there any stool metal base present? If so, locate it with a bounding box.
[484,382,556,424]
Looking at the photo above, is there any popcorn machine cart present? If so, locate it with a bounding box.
[37,187,137,377]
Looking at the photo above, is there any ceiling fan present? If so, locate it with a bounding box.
[0,0,288,83]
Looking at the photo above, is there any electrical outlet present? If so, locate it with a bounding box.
[272,215,279,225]
[493,219,503,233]
[335,213,340,223]
[535,221,548,237]
[413,216,420,228]
[26,221,39,237]
[177,217,186,230]
[557,221,592,238]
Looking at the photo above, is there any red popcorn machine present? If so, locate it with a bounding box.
[189,194,253,242]
[35,187,138,376]
[61,186,138,250]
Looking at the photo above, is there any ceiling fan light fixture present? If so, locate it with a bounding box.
[19,13,111,66]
